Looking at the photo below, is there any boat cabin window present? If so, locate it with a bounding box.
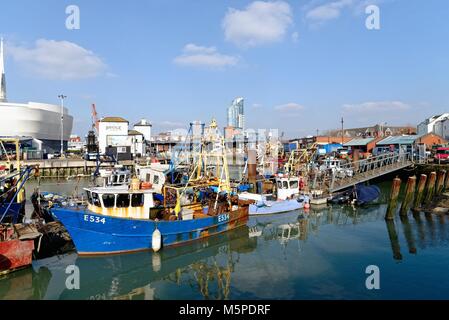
[102,194,115,208]
[86,191,93,205]
[146,173,151,182]
[277,181,283,189]
[153,175,160,185]
[290,180,299,189]
[131,194,144,207]
[283,181,289,189]
[111,175,118,184]
[118,175,126,183]
[117,194,130,208]
[92,192,101,207]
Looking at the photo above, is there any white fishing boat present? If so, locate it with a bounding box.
[238,192,306,216]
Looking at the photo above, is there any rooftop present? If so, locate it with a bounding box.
[101,117,129,123]
[128,130,144,136]
[377,135,422,145]
[344,137,376,147]
[134,119,152,127]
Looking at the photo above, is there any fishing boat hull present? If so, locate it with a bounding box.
[0,238,35,275]
[51,206,249,256]
[249,199,302,216]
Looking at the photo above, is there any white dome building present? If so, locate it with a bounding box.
[0,38,73,153]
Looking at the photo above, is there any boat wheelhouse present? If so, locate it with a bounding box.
[103,169,131,187]
[275,176,300,201]
[84,186,158,220]
[136,164,167,193]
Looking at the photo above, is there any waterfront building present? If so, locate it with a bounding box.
[133,119,152,142]
[344,137,383,154]
[417,114,449,140]
[149,131,187,154]
[128,130,145,157]
[376,133,447,155]
[133,119,152,156]
[227,97,245,130]
[0,38,74,154]
[325,124,415,139]
[287,136,352,151]
[98,117,130,155]
[68,135,84,152]
[98,116,147,159]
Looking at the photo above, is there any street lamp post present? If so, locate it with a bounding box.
[58,94,67,156]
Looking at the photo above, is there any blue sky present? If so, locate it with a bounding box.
[1,0,448,138]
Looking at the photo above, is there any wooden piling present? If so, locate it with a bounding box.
[386,177,402,220]
[413,174,427,211]
[424,171,437,206]
[436,170,447,195]
[400,176,416,216]
[445,170,449,192]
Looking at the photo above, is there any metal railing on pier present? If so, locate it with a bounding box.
[312,152,414,193]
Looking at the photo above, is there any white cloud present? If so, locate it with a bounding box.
[291,32,300,43]
[275,102,305,113]
[305,0,388,24]
[222,1,293,48]
[159,121,186,128]
[342,101,410,113]
[8,39,108,80]
[173,43,238,69]
[305,0,354,23]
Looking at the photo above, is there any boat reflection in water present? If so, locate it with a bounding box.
[59,225,257,300]
[2,202,449,300]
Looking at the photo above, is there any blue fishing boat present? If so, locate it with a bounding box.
[51,181,249,256]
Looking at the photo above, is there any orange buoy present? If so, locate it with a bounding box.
[141,182,153,190]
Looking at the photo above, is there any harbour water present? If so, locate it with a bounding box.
[1,179,449,300]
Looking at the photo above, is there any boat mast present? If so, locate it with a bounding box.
[214,137,231,210]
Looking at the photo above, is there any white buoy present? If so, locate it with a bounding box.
[152,228,162,252]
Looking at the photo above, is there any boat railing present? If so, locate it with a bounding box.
[0,166,36,224]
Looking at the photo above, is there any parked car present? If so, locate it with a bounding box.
[434,147,449,163]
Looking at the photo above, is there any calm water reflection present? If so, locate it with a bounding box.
[1,180,449,300]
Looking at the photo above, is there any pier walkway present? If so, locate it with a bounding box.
[314,152,414,194]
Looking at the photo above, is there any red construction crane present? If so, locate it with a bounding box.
[91,103,99,134]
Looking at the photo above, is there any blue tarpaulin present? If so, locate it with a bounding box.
[356,184,381,204]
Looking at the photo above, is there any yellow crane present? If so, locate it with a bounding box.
[284,143,318,176]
